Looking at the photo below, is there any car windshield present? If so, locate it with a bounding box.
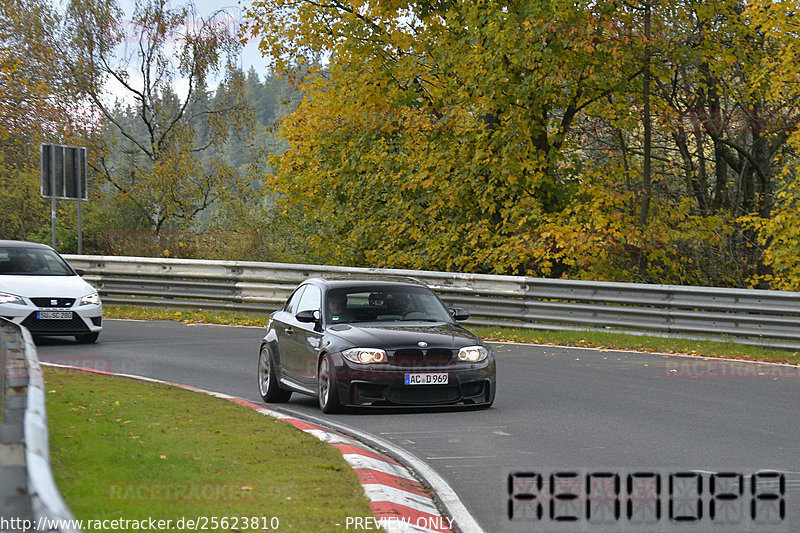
[326,285,452,324]
[0,247,75,276]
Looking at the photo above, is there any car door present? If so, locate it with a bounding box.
[292,284,324,387]
[272,285,306,380]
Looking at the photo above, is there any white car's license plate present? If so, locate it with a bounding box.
[37,311,73,320]
[404,373,448,385]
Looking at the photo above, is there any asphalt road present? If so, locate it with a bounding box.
[36,319,800,532]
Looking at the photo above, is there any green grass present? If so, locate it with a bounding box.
[105,305,272,327]
[45,368,378,532]
[104,305,800,365]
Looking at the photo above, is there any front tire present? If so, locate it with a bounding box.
[258,345,291,403]
[318,354,342,413]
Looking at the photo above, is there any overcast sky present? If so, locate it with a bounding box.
[184,0,271,76]
[106,0,271,102]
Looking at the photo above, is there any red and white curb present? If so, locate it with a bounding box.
[243,406,456,533]
[42,364,477,533]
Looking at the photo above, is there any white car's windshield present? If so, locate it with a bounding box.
[0,247,75,276]
[326,285,452,324]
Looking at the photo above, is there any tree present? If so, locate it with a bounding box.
[0,0,87,240]
[63,0,252,233]
[739,0,800,289]
[632,0,800,285]
[244,0,640,275]
[244,0,800,286]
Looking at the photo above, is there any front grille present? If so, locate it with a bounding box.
[30,297,75,308]
[392,348,454,367]
[394,348,423,358]
[387,386,461,405]
[426,348,455,360]
[21,313,89,334]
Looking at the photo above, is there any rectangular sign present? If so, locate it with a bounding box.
[40,143,87,200]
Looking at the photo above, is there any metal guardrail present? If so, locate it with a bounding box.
[0,319,79,532]
[64,254,800,350]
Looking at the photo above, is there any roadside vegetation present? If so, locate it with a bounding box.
[106,305,274,328]
[45,368,377,532]
[104,306,800,366]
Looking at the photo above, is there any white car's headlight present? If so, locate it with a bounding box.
[0,292,25,306]
[80,292,101,306]
[458,345,489,362]
[342,348,387,364]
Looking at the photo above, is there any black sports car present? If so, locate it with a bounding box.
[258,276,496,412]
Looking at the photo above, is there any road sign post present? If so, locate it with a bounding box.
[40,144,88,253]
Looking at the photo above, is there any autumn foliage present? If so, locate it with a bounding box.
[5,0,800,290]
[243,0,800,288]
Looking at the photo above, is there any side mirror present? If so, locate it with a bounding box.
[74,268,86,277]
[296,309,321,323]
[450,308,470,321]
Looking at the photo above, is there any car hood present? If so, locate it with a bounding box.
[0,275,96,298]
[326,322,481,350]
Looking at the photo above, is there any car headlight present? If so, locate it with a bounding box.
[80,292,101,306]
[458,345,489,362]
[342,348,387,364]
[0,292,25,306]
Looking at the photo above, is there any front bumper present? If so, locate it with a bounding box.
[0,303,102,337]
[334,356,496,407]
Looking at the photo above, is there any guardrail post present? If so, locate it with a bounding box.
[665,286,674,334]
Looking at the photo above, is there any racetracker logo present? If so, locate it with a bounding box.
[40,356,150,376]
[105,481,258,504]
[661,359,800,380]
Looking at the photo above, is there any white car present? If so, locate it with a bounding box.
[0,240,102,343]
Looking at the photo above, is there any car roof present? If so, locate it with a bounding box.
[303,275,429,291]
[0,240,55,250]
